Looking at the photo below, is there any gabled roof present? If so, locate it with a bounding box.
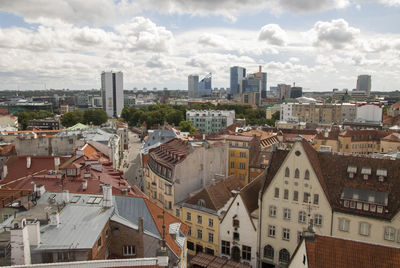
[263,139,400,220]
[300,235,400,268]
[184,176,241,211]
[148,138,191,169]
[240,171,264,216]
[381,133,400,142]
[144,199,189,258]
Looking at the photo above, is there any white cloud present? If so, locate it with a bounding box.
[311,18,360,49]
[258,24,288,46]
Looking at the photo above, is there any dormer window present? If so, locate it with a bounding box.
[347,165,357,179]
[361,167,371,180]
[198,199,206,207]
[377,168,387,182]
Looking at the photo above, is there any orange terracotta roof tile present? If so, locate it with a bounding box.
[304,235,400,268]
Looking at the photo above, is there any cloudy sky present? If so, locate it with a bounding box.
[0,0,399,92]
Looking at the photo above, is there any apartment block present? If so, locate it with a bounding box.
[186,110,235,134]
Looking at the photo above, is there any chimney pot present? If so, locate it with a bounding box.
[26,157,31,169]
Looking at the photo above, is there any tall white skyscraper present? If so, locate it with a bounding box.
[101,71,123,118]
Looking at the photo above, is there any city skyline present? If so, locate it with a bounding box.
[0,1,399,91]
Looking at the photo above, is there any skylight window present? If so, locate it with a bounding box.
[70,196,81,203]
[87,197,96,204]
[93,197,103,204]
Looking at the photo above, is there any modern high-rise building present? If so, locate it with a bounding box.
[356,75,371,96]
[198,73,212,96]
[101,71,123,118]
[253,66,267,98]
[230,66,246,94]
[188,75,199,98]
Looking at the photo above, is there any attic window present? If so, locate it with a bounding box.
[377,168,387,182]
[361,167,371,180]
[198,199,206,207]
[347,165,357,178]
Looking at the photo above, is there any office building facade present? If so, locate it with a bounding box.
[101,71,123,118]
[356,75,371,96]
[188,75,199,98]
[230,66,246,94]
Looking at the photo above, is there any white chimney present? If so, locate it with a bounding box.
[10,218,31,265]
[102,184,113,208]
[27,221,40,246]
[82,180,88,191]
[36,185,45,197]
[32,183,36,192]
[54,157,60,168]
[2,165,7,179]
[49,212,60,227]
[26,157,31,169]
[62,190,69,203]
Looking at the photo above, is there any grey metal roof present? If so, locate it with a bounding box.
[143,129,177,149]
[341,187,388,206]
[34,203,113,251]
[113,196,160,239]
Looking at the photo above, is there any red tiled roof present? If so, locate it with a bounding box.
[184,175,241,211]
[0,189,32,209]
[381,133,400,142]
[190,252,251,268]
[144,199,188,258]
[304,235,400,268]
[149,138,190,169]
[392,100,400,110]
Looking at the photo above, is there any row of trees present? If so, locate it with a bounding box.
[121,103,279,130]
[16,110,54,130]
[60,109,108,127]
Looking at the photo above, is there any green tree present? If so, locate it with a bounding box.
[83,109,108,125]
[179,120,197,134]
[16,110,54,130]
[61,110,84,127]
[165,110,184,126]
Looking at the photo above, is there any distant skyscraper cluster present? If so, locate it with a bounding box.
[230,66,267,97]
[101,71,123,118]
[188,73,212,98]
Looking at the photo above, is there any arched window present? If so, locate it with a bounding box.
[279,248,290,263]
[304,170,310,180]
[295,169,300,178]
[197,199,206,207]
[285,167,290,177]
[264,245,274,259]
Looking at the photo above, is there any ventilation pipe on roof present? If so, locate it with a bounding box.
[82,180,87,191]
[62,190,69,203]
[49,212,60,227]
[54,157,60,169]
[2,165,7,179]
[138,217,144,234]
[102,184,113,208]
[26,157,31,169]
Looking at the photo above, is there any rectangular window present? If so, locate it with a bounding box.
[268,225,276,237]
[233,232,240,240]
[298,211,306,224]
[282,228,290,241]
[176,209,180,218]
[197,215,202,224]
[239,163,246,169]
[233,219,240,227]
[197,229,203,239]
[313,194,319,205]
[187,241,194,250]
[221,240,230,255]
[284,189,289,200]
[123,245,136,256]
[338,218,350,232]
[186,212,191,221]
[208,232,214,243]
[269,206,277,217]
[384,227,396,241]
[293,191,299,201]
[231,151,235,157]
[357,202,362,210]
[240,152,246,158]
[283,208,291,220]
[242,245,251,261]
[208,218,214,227]
[230,162,235,168]
[297,231,303,244]
[359,222,370,236]
[274,188,279,198]
[314,214,323,226]
[97,237,102,248]
[303,192,310,203]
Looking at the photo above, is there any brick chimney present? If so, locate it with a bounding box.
[138,217,144,233]
[102,184,113,208]
[10,218,31,265]
[26,157,31,169]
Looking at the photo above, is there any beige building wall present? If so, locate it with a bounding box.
[332,211,400,248]
[259,142,332,267]
[380,140,400,153]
